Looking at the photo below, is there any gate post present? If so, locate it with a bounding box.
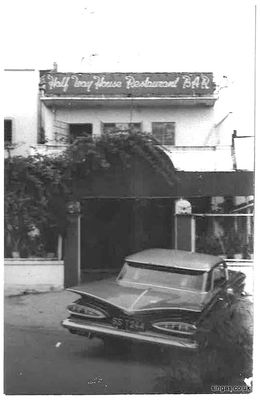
[173,199,195,252]
[64,201,81,287]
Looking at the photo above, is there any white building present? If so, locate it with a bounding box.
[4,68,254,172]
[4,68,254,285]
[4,69,39,156]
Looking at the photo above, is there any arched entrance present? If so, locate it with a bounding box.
[63,144,177,287]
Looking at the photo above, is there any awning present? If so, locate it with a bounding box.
[40,96,218,108]
[159,144,254,172]
[159,145,234,172]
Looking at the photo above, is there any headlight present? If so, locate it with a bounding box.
[152,321,197,335]
[67,304,107,319]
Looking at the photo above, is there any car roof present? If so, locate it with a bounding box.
[125,248,223,272]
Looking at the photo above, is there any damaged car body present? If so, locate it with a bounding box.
[62,249,246,350]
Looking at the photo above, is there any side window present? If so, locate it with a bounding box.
[69,123,93,143]
[102,122,141,135]
[205,272,212,292]
[212,264,226,288]
[152,122,175,145]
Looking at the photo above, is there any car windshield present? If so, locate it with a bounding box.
[117,262,206,292]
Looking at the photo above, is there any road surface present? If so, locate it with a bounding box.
[5,323,172,395]
[4,268,253,395]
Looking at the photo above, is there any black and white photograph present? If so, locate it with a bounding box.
[3,0,256,395]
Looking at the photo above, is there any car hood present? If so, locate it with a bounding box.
[68,278,206,313]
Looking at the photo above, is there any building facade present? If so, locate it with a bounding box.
[4,68,254,172]
[39,71,234,172]
[4,68,254,286]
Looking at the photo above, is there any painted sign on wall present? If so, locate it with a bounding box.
[40,72,215,97]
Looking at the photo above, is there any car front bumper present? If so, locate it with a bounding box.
[62,318,198,350]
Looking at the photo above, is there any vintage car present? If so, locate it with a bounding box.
[62,249,245,350]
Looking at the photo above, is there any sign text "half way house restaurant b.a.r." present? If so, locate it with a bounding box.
[40,72,215,97]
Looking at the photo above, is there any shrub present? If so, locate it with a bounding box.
[154,295,253,393]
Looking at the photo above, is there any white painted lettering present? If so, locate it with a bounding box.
[182,75,192,89]
[44,73,211,94]
[94,76,122,90]
[47,75,70,92]
[191,76,200,89]
[125,76,180,89]
[125,75,136,89]
[201,75,210,89]
[71,75,93,92]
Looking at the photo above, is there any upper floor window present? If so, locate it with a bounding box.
[69,123,93,143]
[4,119,13,144]
[152,122,175,145]
[102,123,142,135]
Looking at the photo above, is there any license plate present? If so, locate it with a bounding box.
[112,317,145,331]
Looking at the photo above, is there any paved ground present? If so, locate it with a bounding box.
[5,290,80,331]
[4,290,172,395]
[4,266,254,395]
[5,324,169,395]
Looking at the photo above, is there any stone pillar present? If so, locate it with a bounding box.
[64,201,81,288]
[173,199,195,252]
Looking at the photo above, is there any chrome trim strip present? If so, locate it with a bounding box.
[67,289,127,312]
[68,311,106,319]
[68,304,107,319]
[119,279,205,295]
[61,319,198,349]
[152,322,197,335]
[66,289,201,313]
[130,306,201,313]
[129,289,149,310]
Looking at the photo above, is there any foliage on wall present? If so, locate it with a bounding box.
[4,131,177,257]
[65,131,177,185]
[5,154,66,257]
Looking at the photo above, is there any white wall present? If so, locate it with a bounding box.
[4,259,64,295]
[4,69,39,156]
[43,102,233,147]
[3,69,236,154]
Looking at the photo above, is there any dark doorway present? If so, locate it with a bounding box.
[69,123,93,143]
[80,198,172,273]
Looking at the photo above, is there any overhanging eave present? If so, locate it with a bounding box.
[40,96,218,108]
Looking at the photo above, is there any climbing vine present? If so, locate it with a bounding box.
[5,131,177,257]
